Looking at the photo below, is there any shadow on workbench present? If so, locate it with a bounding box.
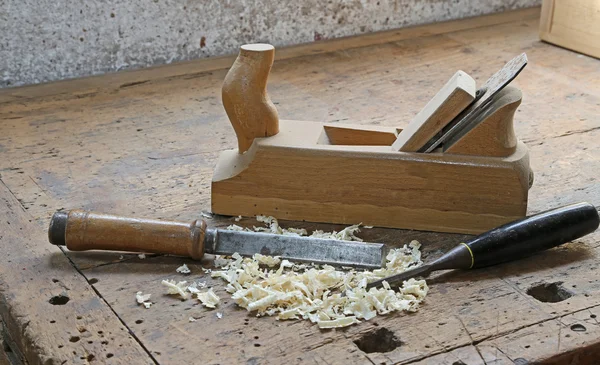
[48,250,214,273]
[429,241,594,285]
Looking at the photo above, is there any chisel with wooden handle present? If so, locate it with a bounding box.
[48,210,386,269]
[366,202,600,289]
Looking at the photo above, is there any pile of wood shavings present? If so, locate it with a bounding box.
[209,216,429,329]
[227,215,364,241]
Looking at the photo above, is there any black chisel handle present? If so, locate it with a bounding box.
[365,202,599,290]
[466,202,599,269]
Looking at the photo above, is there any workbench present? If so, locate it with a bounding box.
[1,7,599,364]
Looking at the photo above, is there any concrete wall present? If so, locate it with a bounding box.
[0,0,540,88]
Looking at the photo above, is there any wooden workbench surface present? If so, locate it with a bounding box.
[2,7,600,365]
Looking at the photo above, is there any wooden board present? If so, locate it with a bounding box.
[391,70,476,152]
[540,0,600,59]
[2,6,600,364]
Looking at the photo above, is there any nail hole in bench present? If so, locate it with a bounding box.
[526,282,573,303]
[571,324,586,332]
[354,328,402,353]
[49,294,70,305]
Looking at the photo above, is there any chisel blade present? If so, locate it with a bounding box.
[365,264,432,290]
[205,229,387,269]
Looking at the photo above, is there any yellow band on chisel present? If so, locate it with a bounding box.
[460,243,474,269]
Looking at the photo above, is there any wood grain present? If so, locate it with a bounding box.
[322,124,399,146]
[391,70,476,152]
[539,0,600,59]
[0,324,24,365]
[222,44,279,153]
[0,181,154,364]
[61,210,207,259]
[211,120,531,234]
[445,86,521,157]
[2,7,600,364]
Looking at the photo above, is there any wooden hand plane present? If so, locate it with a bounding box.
[211,44,533,234]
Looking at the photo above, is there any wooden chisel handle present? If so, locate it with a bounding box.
[48,210,207,259]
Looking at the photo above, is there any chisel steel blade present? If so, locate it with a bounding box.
[205,229,386,269]
[365,264,432,290]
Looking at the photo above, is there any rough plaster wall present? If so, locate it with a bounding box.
[0,0,540,88]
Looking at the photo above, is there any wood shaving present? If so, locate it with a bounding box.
[156,218,427,328]
[210,240,427,328]
[196,288,220,309]
[253,253,281,267]
[214,256,232,268]
[162,279,189,300]
[310,224,362,241]
[136,291,151,303]
[176,263,191,274]
[226,224,245,231]
[136,291,152,308]
[187,281,206,294]
[317,316,359,329]
[226,215,364,241]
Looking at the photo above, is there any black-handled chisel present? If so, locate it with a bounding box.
[366,202,600,289]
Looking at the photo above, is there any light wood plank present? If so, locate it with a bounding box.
[540,0,600,59]
[392,70,475,152]
[322,125,399,146]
